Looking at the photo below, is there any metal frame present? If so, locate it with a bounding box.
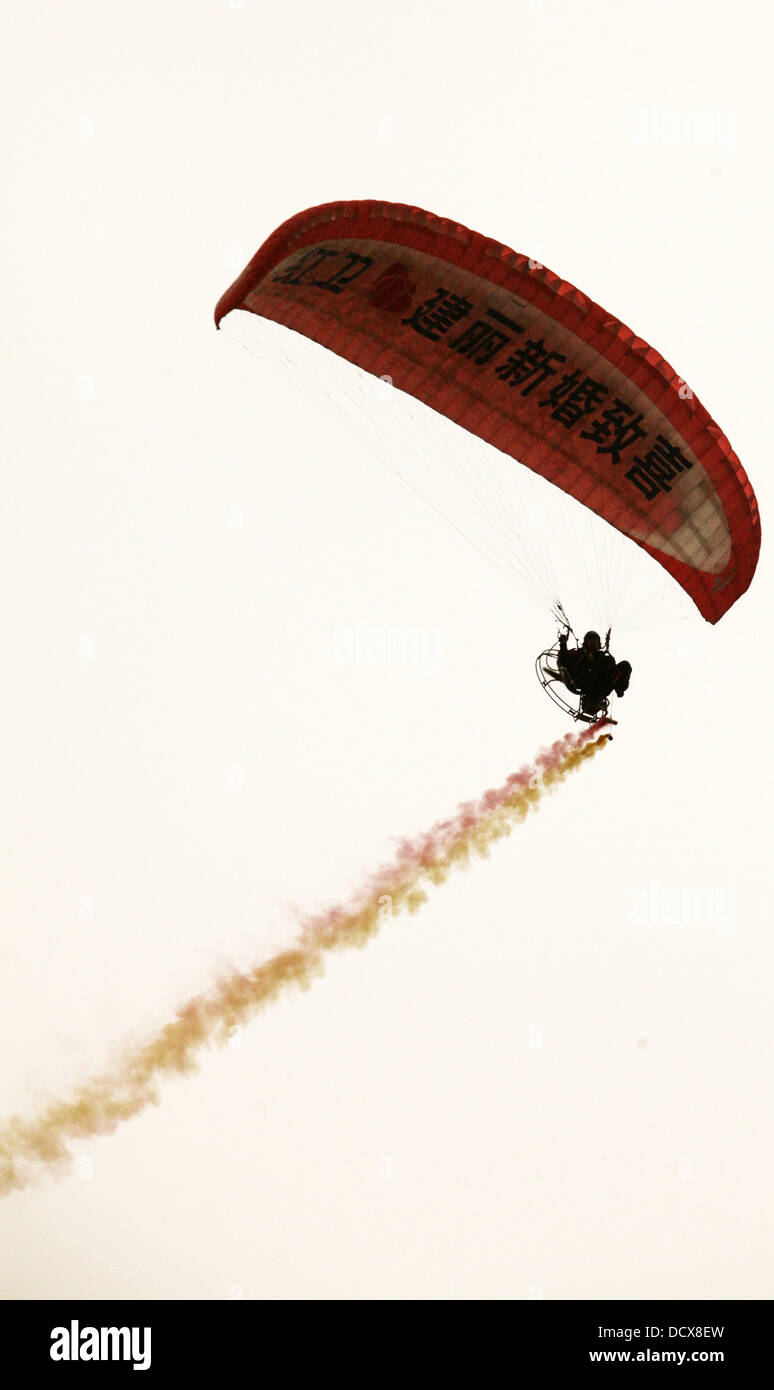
[536,640,610,724]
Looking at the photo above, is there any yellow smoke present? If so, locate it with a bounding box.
[0,728,610,1195]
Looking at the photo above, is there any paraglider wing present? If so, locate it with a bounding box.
[215,200,759,623]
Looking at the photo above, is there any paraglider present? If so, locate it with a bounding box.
[216,199,761,724]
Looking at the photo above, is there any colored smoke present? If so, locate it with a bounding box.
[0,722,611,1195]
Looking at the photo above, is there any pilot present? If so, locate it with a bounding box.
[557,630,631,715]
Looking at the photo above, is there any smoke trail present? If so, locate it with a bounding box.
[0,722,611,1195]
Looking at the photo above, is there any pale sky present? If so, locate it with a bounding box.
[1,0,772,1299]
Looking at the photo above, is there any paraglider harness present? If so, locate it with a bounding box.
[536,609,617,724]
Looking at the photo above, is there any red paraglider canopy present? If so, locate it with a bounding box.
[216,200,759,622]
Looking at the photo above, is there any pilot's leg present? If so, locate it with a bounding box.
[613,661,631,696]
